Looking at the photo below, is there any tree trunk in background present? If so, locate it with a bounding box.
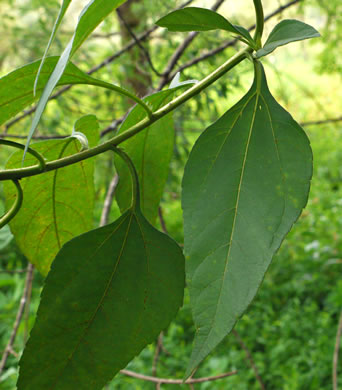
[117,0,152,98]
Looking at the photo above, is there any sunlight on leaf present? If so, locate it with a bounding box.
[24,0,127,159]
[115,84,194,224]
[0,56,145,128]
[4,118,99,275]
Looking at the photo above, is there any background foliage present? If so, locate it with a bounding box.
[0,0,341,388]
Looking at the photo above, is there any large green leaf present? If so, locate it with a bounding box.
[0,56,140,127]
[17,162,185,389]
[256,19,320,58]
[182,62,312,376]
[4,116,99,276]
[34,0,72,95]
[156,7,254,47]
[114,90,176,224]
[25,0,126,157]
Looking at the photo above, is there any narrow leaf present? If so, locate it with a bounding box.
[182,62,312,376]
[24,0,126,158]
[156,7,254,46]
[256,19,320,58]
[17,198,184,389]
[34,0,72,95]
[4,117,99,275]
[0,56,140,127]
[114,90,176,224]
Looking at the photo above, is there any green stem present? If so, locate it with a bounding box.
[0,140,46,172]
[253,0,264,49]
[112,147,140,211]
[0,47,252,182]
[254,60,263,93]
[0,180,23,229]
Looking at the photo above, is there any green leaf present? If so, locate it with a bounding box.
[156,7,254,46]
[0,57,84,126]
[182,62,312,376]
[34,0,72,95]
[4,116,99,276]
[115,90,176,224]
[0,204,13,250]
[256,19,320,58]
[0,56,142,127]
[0,226,12,251]
[24,0,126,158]
[17,187,185,389]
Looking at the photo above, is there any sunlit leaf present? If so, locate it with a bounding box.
[0,56,140,127]
[115,86,194,224]
[156,7,254,47]
[24,0,127,158]
[17,169,185,389]
[4,116,99,275]
[182,62,312,376]
[256,19,320,58]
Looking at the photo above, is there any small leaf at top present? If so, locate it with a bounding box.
[24,0,127,159]
[256,19,320,58]
[4,118,99,275]
[156,7,255,46]
[182,61,312,377]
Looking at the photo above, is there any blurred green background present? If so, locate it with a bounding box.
[0,0,341,389]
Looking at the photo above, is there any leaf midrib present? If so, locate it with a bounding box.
[187,91,256,257]
[192,90,260,361]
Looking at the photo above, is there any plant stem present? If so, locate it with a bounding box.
[119,369,237,384]
[0,47,252,182]
[253,0,264,49]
